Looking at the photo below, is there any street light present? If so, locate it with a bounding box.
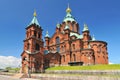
[28,66,31,78]
[88,56,91,65]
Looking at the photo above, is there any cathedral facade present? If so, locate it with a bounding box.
[21,6,108,73]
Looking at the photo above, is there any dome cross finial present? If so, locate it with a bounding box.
[66,3,71,13]
[33,9,37,17]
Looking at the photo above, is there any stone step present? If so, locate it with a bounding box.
[13,73,23,78]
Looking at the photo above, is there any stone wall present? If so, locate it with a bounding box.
[45,70,120,75]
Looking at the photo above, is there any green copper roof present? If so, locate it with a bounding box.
[29,16,40,26]
[45,31,50,37]
[64,24,69,30]
[83,24,89,32]
[70,32,83,39]
[63,12,76,22]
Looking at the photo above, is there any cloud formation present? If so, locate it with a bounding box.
[109,62,114,64]
[0,55,21,69]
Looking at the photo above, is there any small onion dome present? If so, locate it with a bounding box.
[45,31,50,38]
[56,23,60,28]
[92,35,96,41]
[83,23,89,32]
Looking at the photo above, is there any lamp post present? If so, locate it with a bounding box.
[27,54,31,78]
[88,56,91,66]
[28,66,31,78]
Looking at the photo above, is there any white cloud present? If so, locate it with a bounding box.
[0,55,21,69]
[109,62,114,64]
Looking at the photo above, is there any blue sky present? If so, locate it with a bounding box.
[0,0,120,64]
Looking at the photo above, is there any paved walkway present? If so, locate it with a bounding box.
[0,75,39,80]
[1,73,120,80]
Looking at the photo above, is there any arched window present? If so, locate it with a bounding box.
[26,31,29,38]
[72,25,74,31]
[38,32,40,38]
[34,31,37,37]
[30,29,32,36]
[72,44,75,50]
[35,43,40,51]
[62,46,64,52]
[73,54,76,62]
[27,43,30,50]
[56,46,60,52]
[63,55,65,62]
[56,37,60,44]
[56,37,60,52]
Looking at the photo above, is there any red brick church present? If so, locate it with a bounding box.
[21,6,108,73]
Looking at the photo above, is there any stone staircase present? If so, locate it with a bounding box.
[20,73,29,78]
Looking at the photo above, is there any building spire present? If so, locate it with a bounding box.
[66,3,71,13]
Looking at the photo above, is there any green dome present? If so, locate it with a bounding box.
[63,6,76,22]
[45,31,50,38]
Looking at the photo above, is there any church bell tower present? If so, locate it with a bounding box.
[21,11,44,73]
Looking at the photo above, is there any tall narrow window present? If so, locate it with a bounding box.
[62,46,64,52]
[34,31,37,37]
[73,54,76,61]
[56,46,60,52]
[56,37,60,44]
[72,26,74,32]
[27,43,30,50]
[63,55,65,62]
[26,31,29,38]
[73,44,75,50]
[35,43,40,51]
[38,32,40,38]
[30,29,31,36]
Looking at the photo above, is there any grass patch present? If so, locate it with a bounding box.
[46,64,120,70]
